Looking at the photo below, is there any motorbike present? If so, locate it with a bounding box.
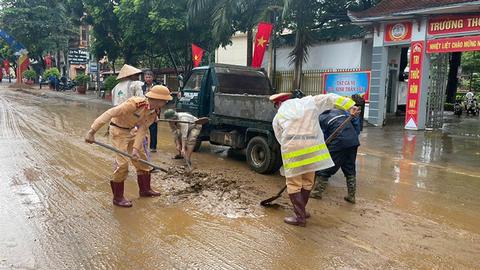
[453,100,462,117]
[58,80,76,91]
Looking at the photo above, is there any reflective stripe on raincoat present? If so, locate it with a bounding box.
[272,94,356,178]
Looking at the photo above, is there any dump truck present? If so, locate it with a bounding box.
[176,64,282,174]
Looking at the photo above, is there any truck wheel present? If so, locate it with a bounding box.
[268,142,283,173]
[246,136,277,174]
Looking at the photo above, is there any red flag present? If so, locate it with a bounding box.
[3,59,9,74]
[252,22,273,68]
[18,54,30,80]
[192,44,204,68]
[44,55,52,68]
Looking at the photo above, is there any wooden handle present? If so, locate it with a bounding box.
[93,141,168,173]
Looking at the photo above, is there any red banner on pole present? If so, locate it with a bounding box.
[191,44,204,68]
[252,22,273,68]
[3,59,9,75]
[427,35,480,53]
[405,41,424,130]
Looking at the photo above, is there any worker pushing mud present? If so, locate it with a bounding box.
[85,85,172,208]
[270,91,358,227]
[310,107,361,203]
[163,109,203,169]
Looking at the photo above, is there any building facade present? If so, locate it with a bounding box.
[350,0,480,130]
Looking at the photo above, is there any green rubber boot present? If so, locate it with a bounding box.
[310,176,328,199]
[344,176,356,204]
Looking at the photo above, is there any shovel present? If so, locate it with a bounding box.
[93,141,169,173]
[157,117,209,125]
[260,114,355,207]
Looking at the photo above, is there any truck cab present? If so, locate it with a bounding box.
[176,64,282,174]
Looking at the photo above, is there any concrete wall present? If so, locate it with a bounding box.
[215,34,372,71]
[266,39,365,71]
[261,39,367,71]
[215,33,249,66]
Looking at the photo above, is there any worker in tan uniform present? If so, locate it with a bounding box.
[85,85,173,207]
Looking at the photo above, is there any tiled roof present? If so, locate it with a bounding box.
[350,0,475,19]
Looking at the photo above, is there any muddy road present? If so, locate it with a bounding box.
[1,87,480,269]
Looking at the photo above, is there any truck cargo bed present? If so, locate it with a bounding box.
[213,93,276,122]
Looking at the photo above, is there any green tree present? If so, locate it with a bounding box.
[84,0,216,73]
[83,0,122,70]
[0,0,77,62]
[461,51,480,92]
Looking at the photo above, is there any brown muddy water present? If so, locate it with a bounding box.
[1,87,480,269]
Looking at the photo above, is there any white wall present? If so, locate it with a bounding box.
[215,33,249,66]
[265,39,365,71]
[216,34,370,71]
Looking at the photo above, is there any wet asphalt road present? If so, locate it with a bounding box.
[1,86,479,269]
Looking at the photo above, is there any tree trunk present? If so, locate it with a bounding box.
[247,28,253,66]
[292,30,304,90]
[56,50,61,69]
[446,52,461,103]
[293,55,303,90]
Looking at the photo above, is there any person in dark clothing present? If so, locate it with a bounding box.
[310,108,361,203]
[142,70,158,152]
[49,75,58,91]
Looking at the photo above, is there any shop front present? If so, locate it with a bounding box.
[349,1,480,130]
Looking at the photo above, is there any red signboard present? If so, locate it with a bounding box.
[428,14,480,36]
[385,22,412,43]
[427,35,480,53]
[405,41,424,130]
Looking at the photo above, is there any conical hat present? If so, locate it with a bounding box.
[116,64,142,80]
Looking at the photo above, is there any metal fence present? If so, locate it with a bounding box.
[273,69,362,95]
[273,70,325,96]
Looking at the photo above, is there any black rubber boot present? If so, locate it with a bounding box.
[344,176,356,204]
[110,181,133,208]
[310,176,328,199]
[284,192,306,227]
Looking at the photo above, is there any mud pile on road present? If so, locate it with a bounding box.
[158,166,263,218]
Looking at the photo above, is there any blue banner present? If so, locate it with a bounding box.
[323,72,370,101]
[0,29,26,52]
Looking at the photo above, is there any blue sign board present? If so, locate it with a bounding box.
[323,71,370,101]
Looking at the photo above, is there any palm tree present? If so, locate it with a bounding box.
[282,0,320,89]
[188,0,316,89]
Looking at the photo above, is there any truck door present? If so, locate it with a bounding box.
[176,68,208,117]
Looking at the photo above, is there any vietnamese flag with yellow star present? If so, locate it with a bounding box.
[191,44,204,67]
[252,22,273,68]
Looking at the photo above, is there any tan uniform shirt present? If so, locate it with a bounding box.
[170,113,199,141]
[91,97,158,150]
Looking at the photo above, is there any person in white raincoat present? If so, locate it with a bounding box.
[112,64,144,106]
[271,92,358,227]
